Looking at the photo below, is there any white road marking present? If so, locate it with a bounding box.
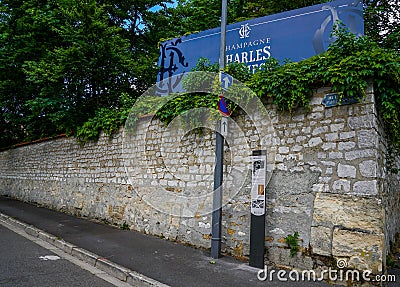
[39,255,61,261]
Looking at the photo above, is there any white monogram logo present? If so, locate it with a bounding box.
[239,23,251,39]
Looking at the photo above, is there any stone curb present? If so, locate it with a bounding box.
[53,239,77,254]
[0,212,170,287]
[127,270,168,287]
[96,258,129,282]
[72,247,98,266]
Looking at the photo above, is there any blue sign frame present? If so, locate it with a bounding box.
[157,0,364,93]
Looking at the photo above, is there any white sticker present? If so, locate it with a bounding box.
[220,117,228,137]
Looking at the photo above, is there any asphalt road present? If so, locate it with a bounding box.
[2,197,398,287]
[0,197,332,287]
[0,224,123,287]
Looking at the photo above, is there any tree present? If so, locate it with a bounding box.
[0,0,398,148]
[0,0,139,146]
[237,0,329,21]
[0,0,62,145]
[363,0,400,51]
[98,0,174,94]
[24,0,136,129]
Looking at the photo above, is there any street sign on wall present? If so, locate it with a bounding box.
[219,72,233,91]
[156,0,364,94]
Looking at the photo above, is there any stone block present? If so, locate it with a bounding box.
[332,228,383,273]
[313,193,383,234]
[307,112,323,120]
[357,130,377,148]
[337,163,356,178]
[296,136,307,143]
[340,131,356,139]
[267,246,314,270]
[353,180,378,195]
[278,146,290,154]
[331,123,344,132]
[292,114,305,121]
[332,179,351,192]
[325,133,339,141]
[338,142,356,151]
[348,115,376,130]
[275,154,284,162]
[313,126,329,135]
[310,226,331,256]
[329,152,343,159]
[308,137,323,147]
[325,109,333,118]
[359,160,377,178]
[312,183,328,192]
[292,145,303,152]
[266,170,320,247]
[345,149,376,161]
[322,143,336,151]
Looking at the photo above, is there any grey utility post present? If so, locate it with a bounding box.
[211,0,227,259]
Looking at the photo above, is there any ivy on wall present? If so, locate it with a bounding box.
[76,25,400,150]
[248,25,400,148]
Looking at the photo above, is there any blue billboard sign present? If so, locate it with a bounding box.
[157,0,364,93]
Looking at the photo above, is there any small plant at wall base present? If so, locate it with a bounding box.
[285,232,300,257]
[119,221,130,230]
[386,253,398,268]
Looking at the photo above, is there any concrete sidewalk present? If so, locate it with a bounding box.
[0,196,330,287]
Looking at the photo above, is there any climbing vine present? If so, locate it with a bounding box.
[248,24,400,148]
[76,25,400,150]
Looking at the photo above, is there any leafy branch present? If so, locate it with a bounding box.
[75,25,400,153]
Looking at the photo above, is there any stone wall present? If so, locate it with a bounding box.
[261,85,389,276]
[378,108,400,259]
[1,84,399,282]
